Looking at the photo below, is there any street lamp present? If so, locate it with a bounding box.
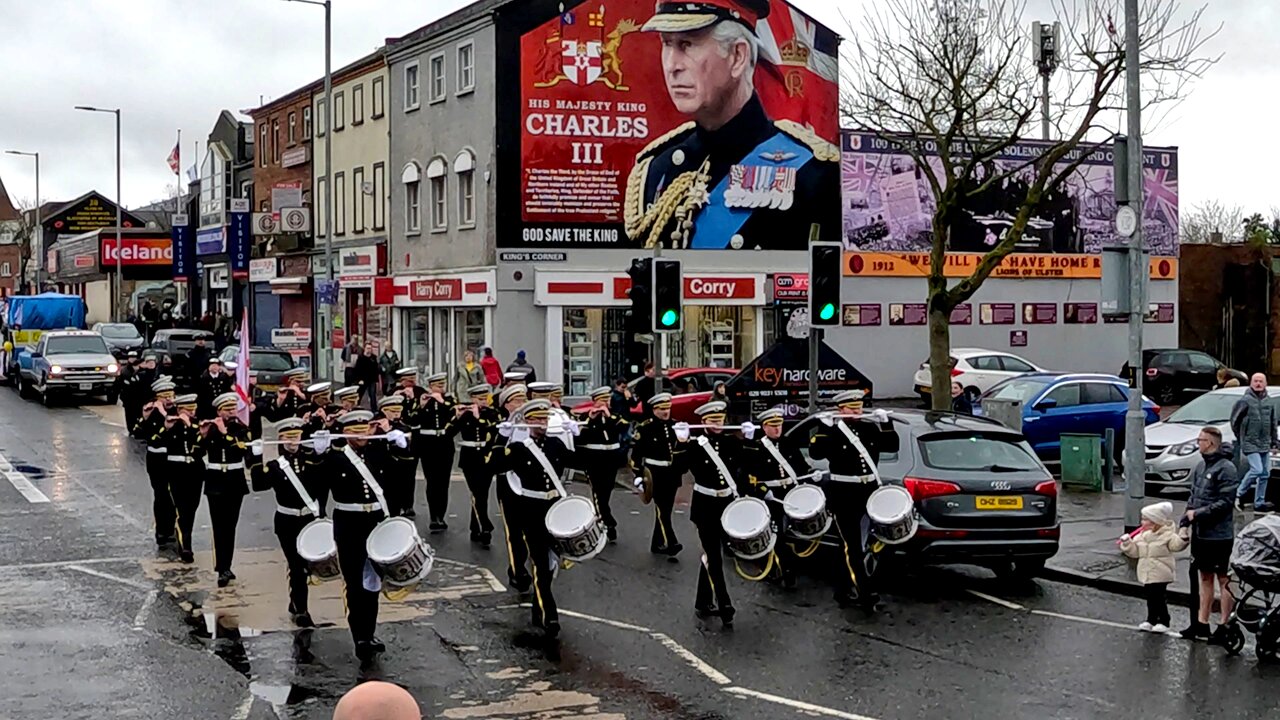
[283,0,334,381]
[74,105,124,321]
[3,150,40,291]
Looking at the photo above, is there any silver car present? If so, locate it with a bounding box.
[1143,386,1280,491]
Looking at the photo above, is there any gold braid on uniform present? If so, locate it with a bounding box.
[639,172,698,249]
[624,122,696,246]
[774,120,840,162]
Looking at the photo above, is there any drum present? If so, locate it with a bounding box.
[545,495,607,562]
[367,517,435,587]
[783,485,832,540]
[296,519,341,581]
[721,497,776,561]
[867,485,918,545]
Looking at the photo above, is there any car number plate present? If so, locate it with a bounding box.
[975,496,1023,510]
[79,382,94,391]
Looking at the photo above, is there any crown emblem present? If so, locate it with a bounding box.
[778,38,811,65]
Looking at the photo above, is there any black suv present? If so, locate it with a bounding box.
[1121,348,1245,405]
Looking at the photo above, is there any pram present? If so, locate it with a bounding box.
[1223,515,1280,658]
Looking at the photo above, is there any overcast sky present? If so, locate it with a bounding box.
[0,0,1261,217]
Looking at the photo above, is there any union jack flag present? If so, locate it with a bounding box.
[841,155,881,196]
[1142,168,1179,225]
[166,142,180,175]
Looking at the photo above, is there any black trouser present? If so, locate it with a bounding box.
[496,476,531,588]
[1145,582,1171,627]
[205,489,245,574]
[650,467,681,551]
[275,512,313,615]
[828,481,877,601]
[583,457,619,530]
[694,500,733,612]
[358,382,377,410]
[146,455,175,543]
[462,464,494,535]
[169,464,203,555]
[333,508,384,644]
[764,487,797,584]
[1187,558,1200,624]
[518,495,558,628]
[385,457,417,516]
[417,437,454,522]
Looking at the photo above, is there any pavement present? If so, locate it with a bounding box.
[5,394,1280,718]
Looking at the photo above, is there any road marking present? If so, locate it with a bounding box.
[965,589,1025,610]
[651,632,732,685]
[229,693,254,720]
[436,557,507,592]
[723,687,881,720]
[0,453,49,503]
[555,607,655,634]
[0,556,137,571]
[65,564,152,591]
[1029,609,1143,631]
[133,589,159,629]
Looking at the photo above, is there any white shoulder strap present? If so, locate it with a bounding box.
[761,437,799,482]
[276,455,320,516]
[342,445,391,515]
[522,437,567,498]
[836,421,882,484]
[696,436,739,497]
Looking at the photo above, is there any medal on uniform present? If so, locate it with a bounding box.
[724,164,796,210]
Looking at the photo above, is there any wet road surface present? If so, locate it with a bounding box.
[2,392,1280,719]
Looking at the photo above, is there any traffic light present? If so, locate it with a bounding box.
[626,257,654,335]
[809,241,842,326]
[653,258,683,333]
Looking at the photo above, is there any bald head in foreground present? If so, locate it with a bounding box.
[332,681,420,720]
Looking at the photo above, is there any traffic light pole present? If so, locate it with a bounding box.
[652,248,662,388]
[806,224,824,414]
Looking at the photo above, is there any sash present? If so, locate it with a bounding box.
[342,445,390,516]
[696,436,739,498]
[836,421,882,485]
[277,455,319,516]
[522,437,568,499]
[761,437,799,483]
[690,132,812,249]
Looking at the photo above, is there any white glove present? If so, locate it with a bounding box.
[386,429,408,449]
[311,430,331,454]
[1118,533,1131,542]
[249,439,264,457]
[498,421,513,438]
[633,475,645,489]
[871,409,889,423]
[740,421,756,440]
[820,413,835,427]
[565,419,580,437]
[764,489,777,502]
[674,422,690,442]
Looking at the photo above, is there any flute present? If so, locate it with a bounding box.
[255,432,402,445]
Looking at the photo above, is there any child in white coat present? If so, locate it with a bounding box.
[1120,501,1190,632]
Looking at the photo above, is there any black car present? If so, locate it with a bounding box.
[1121,348,1245,405]
[217,346,297,396]
[91,322,147,358]
[150,329,215,390]
[786,409,1059,578]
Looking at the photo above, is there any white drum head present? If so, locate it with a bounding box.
[368,517,420,563]
[783,485,825,520]
[546,496,594,538]
[721,497,770,540]
[296,519,334,561]
[867,485,914,523]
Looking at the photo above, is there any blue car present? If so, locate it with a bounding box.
[978,373,1160,458]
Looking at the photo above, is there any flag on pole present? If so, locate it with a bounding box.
[234,309,251,425]
[167,142,181,174]
[185,164,198,184]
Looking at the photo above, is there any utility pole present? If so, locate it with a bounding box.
[1122,0,1147,531]
[1032,21,1060,141]
[75,105,124,320]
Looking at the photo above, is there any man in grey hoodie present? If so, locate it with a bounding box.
[1180,426,1239,643]
[1231,372,1277,513]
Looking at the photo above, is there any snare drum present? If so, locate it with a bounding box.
[545,495,607,562]
[367,517,436,587]
[296,519,341,581]
[783,485,832,540]
[720,497,776,561]
[867,485,918,545]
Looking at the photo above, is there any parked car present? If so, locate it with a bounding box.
[150,329,215,390]
[217,346,297,396]
[785,409,1059,578]
[18,330,120,406]
[91,322,147,358]
[1121,348,1245,405]
[914,348,1045,403]
[978,373,1160,459]
[1143,386,1280,494]
[569,367,737,419]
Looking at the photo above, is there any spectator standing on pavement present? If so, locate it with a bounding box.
[1119,501,1187,633]
[453,348,486,399]
[505,349,537,383]
[480,347,503,387]
[1180,426,1239,642]
[1231,372,1277,513]
[633,362,657,406]
[378,345,401,394]
[950,381,974,414]
[356,342,381,409]
[331,681,420,720]
[342,335,362,388]
[611,378,634,418]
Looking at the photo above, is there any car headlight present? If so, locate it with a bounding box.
[1170,440,1198,456]
[49,365,63,375]
[106,363,119,374]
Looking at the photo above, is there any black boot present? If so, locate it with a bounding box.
[607,526,618,543]
[695,605,718,620]
[720,606,736,628]
[217,571,233,588]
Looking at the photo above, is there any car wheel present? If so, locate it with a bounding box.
[40,383,54,407]
[18,376,31,400]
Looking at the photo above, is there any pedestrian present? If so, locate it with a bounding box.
[1214,367,1231,391]
[610,378,634,418]
[505,349,537,383]
[711,381,728,402]
[331,681,420,720]
[378,345,401,395]
[1119,501,1188,633]
[633,362,658,413]
[356,342,380,410]
[185,335,211,385]
[343,335,362,388]
[452,348,486,399]
[1232,372,1277,513]
[1180,426,1239,642]
[950,381,974,414]
[480,347,503,387]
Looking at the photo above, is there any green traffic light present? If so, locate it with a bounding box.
[660,309,679,327]
[819,303,836,321]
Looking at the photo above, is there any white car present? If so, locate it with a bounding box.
[1143,386,1280,492]
[914,348,1045,401]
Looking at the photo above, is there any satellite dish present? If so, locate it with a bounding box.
[361,181,375,195]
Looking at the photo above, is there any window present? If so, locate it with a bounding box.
[1189,353,1218,372]
[372,162,386,231]
[333,92,345,131]
[427,157,447,230]
[287,112,297,143]
[258,124,268,166]
[240,180,253,208]
[352,84,365,125]
[316,99,327,136]
[272,119,281,163]
[1000,356,1036,373]
[353,167,366,233]
[919,435,1042,472]
[429,53,446,103]
[403,162,422,233]
[1081,383,1128,405]
[969,355,1002,371]
[372,77,385,118]
[454,150,475,227]
[457,41,475,94]
[316,177,327,236]
[334,172,346,236]
[1043,383,1081,408]
[403,61,420,110]
[1164,352,1191,371]
[303,107,313,139]
[260,199,270,212]
[1,262,10,277]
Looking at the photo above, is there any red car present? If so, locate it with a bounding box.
[570,367,737,422]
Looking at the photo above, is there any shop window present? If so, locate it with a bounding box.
[562,308,630,394]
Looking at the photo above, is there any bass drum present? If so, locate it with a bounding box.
[296,519,341,581]
[545,495,607,562]
[866,485,918,545]
[367,517,435,587]
[721,497,776,561]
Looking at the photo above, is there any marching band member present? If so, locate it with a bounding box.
[196,357,234,419]
[576,386,629,543]
[447,383,501,547]
[501,371,527,389]
[136,378,177,548]
[809,390,891,611]
[741,407,810,588]
[249,417,328,628]
[674,401,747,627]
[373,395,417,517]
[198,392,252,587]
[494,399,574,638]
[264,368,309,422]
[529,382,575,453]
[630,393,683,556]
[158,393,204,564]
[494,384,533,592]
[302,382,336,438]
[392,367,426,517]
[121,352,158,435]
[416,372,456,533]
[334,386,361,414]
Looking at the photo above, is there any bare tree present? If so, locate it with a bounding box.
[841,0,1217,409]
[1180,200,1242,244]
[4,198,39,291]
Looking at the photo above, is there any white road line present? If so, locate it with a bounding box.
[229,694,254,720]
[1029,609,1144,631]
[65,564,152,591]
[723,687,882,720]
[435,557,507,592]
[556,607,655,634]
[651,632,732,685]
[965,589,1025,610]
[0,453,50,503]
[0,556,136,571]
[133,590,159,629]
